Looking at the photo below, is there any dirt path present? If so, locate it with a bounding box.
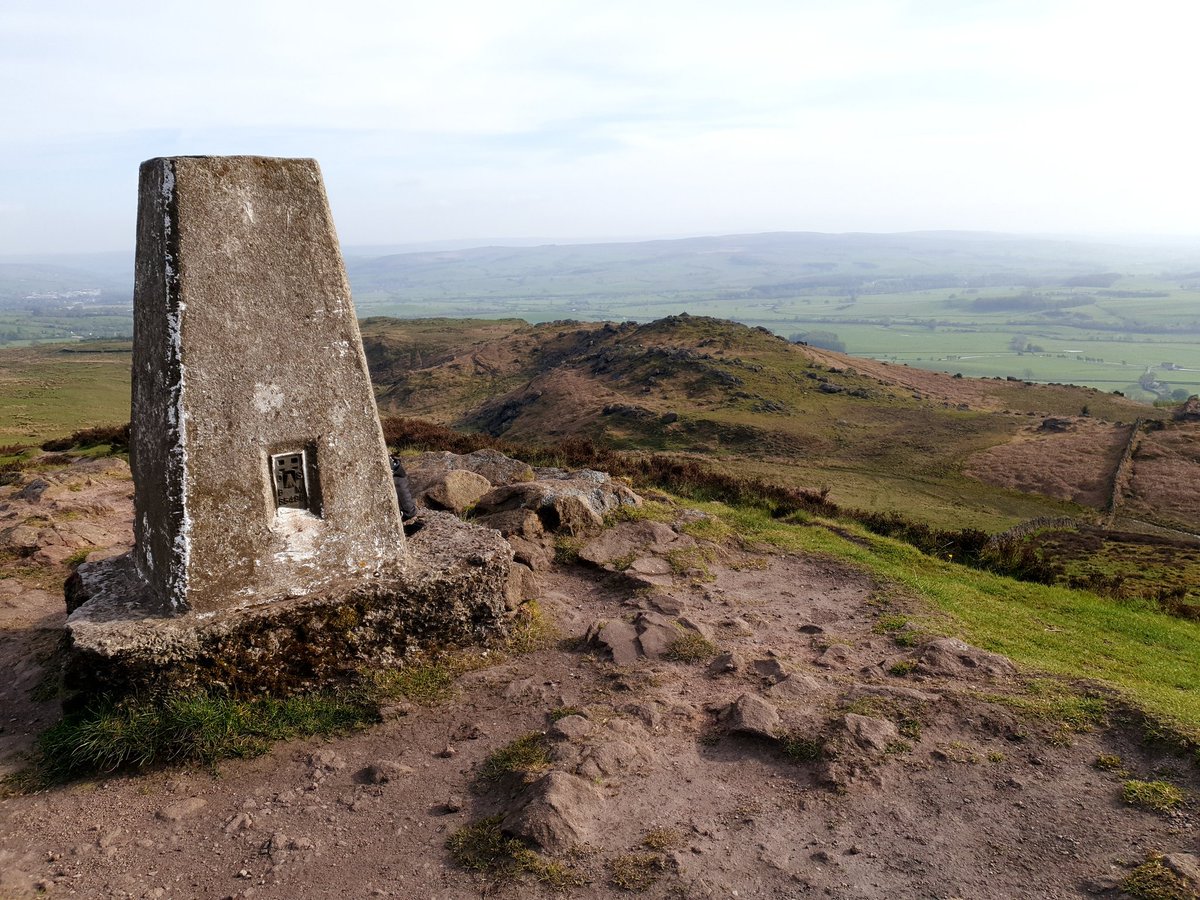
[1,459,1198,899]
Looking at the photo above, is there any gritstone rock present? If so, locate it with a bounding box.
[843,714,900,753]
[407,449,535,488]
[501,771,605,854]
[421,470,493,515]
[475,470,642,536]
[918,638,1016,678]
[723,694,781,739]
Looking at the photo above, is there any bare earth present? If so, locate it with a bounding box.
[1,457,1198,899]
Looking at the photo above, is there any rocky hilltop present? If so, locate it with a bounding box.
[1,447,1198,898]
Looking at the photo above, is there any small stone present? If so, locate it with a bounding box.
[723,694,781,739]
[157,797,207,822]
[749,657,789,683]
[815,645,854,668]
[224,813,254,834]
[445,795,464,813]
[629,556,672,575]
[707,651,743,675]
[843,714,898,753]
[308,749,346,772]
[439,745,456,758]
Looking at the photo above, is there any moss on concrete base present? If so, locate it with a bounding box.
[64,511,512,699]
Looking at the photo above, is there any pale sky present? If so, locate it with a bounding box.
[3,0,1200,254]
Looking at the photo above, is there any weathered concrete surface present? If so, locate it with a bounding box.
[64,512,511,697]
[132,156,402,614]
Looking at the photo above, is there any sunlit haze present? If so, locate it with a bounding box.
[3,0,1200,254]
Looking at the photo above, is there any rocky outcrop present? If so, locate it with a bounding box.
[474,469,641,536]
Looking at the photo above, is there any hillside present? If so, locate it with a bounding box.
[361,315,1160,531]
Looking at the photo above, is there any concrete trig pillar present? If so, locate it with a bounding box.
[131,156,405,613]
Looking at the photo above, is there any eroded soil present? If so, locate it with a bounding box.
[1,457,1198,899]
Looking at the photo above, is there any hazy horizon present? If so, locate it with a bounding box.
[4,1,1200,255]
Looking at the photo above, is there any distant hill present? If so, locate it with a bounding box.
[361,314,1166,532]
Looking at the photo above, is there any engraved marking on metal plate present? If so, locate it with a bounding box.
[271,451,309,510]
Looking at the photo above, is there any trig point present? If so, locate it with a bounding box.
[131,156,404,611]
[64,156,514,697]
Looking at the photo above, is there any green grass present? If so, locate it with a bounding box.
[1123,780,1187,813]
[779,731,826,763]
[0,346,132,444]
[476,733,552,785]
[664,631,718,663]
[1123,854,1199,900]
[697,501,1200,744]
[30,690,377,782]
[13,615,547,786]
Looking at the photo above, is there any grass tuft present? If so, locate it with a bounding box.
[476,733,552,785]
[1122,779,1186,813]
[1123,853,1198,900]
[446,816,584,889]
[641,827,683,852]
[607,853,668,892]
[31,690,376,782]
[780,731,825,763]
[664,632,717,663]
[507,600,556,654]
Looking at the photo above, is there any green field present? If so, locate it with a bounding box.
[0,346,131,444]
[5,231,1199,402]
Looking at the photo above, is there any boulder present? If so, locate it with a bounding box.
[407,449,534,488]
[550,715,594,741]
[476,470,642,536]
[578,738,647,779]
[507,534,554,572]
[596,621,641,665]
[506,562,540,610]
[767,673,824,700]
[422,469,492,514]
[708,650,743,675]
[0,524,39,556]
[577,521,689,567]
[501,771,605,854]
[749,657,789,684]
[1162,853,1200,890]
